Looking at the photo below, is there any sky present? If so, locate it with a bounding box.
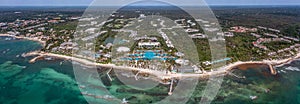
[0,0,299,6]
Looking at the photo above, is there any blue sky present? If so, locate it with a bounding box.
[0,0,299,6]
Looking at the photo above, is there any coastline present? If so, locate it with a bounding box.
[23,50,300,79]
[2,34,299,79]
[0,34,46,47]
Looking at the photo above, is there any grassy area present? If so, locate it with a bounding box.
[263,41,293,51]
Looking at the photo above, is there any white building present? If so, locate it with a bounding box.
[138,42,160,48]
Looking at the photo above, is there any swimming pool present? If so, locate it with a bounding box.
[121,50,177,61]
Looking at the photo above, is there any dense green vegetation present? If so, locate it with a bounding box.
[226,34,267,61]
[263,41,293,51]
[193,38,211,62]
[214,7,300,31]
[282,25,300,38]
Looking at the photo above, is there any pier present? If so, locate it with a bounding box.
[29,55,44,63]
[135,71,141,80]
[168,79,174,95]
[107,68,113,81]
[268,64,277,75]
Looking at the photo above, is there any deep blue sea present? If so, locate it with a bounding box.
[1,36,300,104]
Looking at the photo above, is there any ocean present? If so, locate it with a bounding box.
[1,36,300,104]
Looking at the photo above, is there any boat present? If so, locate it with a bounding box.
[44,57,53,60]
[103,95,114,100]
[122,98,129,104]
[21,66,27,69]
[21,53,26,57]
[250,95,258,100]
[265,88,270,93]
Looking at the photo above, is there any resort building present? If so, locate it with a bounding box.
[251,33,261,38]
[217,32,234,37]
[185,28,199,33]
[178,66,195,73]
[138,42,160,48]
[229,26,257,33]
[264,33,278,38]
[189,33,207,39]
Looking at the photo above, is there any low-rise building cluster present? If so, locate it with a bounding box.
[229,26,257,33]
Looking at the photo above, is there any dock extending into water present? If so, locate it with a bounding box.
[168,79,174,95]
[29,55,44,63]
[268,64,277,75]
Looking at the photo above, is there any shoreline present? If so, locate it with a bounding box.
[23,50,300,79]
[0,34,46,47]
[2,34,299,79]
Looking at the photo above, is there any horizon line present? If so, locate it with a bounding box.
[0,4,300,7]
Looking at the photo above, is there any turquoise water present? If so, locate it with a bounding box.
[0,37,87,104]
[1,37,300,104]
[124,50,176,61]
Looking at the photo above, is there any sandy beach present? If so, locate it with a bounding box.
[0,34,46,47]
[22,50,300,79]
[4,33,299,79]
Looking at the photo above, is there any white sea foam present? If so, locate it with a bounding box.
[285,66,300,71]
[281,70,287,73]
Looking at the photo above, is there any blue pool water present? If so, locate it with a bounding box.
[122,50,176,61]
[212,58,232,64]
[144,51,155,59]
